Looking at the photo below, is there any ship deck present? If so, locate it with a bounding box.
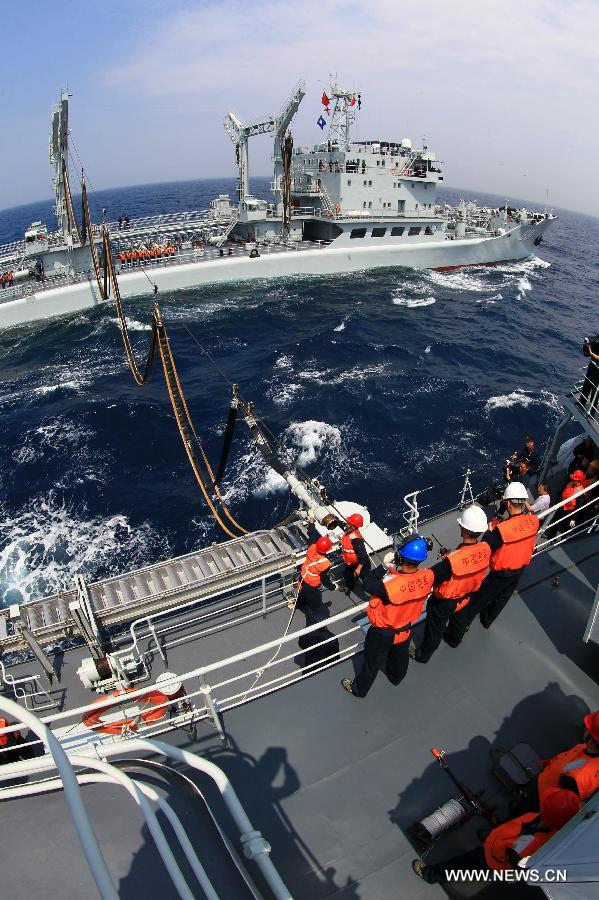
[1,506,598,898]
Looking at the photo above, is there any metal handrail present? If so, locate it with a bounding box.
[0,695,117,899]
[0,733,292,900]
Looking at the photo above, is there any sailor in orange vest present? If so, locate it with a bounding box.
[6,271,13,288]
[411,505,490,663]
[340,512,371,595]
[119,251,126,269]
[451,482,539,642]
[132,249,138,267]
[297,517,336,624]
[413,787,580,884]
[0,716,28,764]
[342,534,433,698]
[536,709,599,802]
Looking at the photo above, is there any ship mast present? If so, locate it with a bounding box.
[326,84,357,151]
[49,90,71,240]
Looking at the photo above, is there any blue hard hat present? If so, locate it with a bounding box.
[396,533,430,563]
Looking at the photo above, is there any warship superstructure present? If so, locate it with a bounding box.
[0,83,555,329]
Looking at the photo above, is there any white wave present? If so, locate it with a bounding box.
[515,276,532,300]
[0,494,164,605]
[33,380,83,395]
[334,320,346,332]
[424,345,432,353]
[425,269,496,293]
[221,419,344,503]
[109,317,153,332]
[273,354,293,370]
[392,296,436,308]
[271,382,302,406]
[299,362,388,385]
[285,420,342,467]
[476,293,502,304]
[497,256,551,274]
[485,389,559,412]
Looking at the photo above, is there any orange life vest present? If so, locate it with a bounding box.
[150,248,156,258]
[299,543,332,588]
[132,250,138,261]
[0,718,21,747]
[126,251,131,261]
[367,568,434,644]
[341,529,362,566]
[156,246,162,257]
[489,513,539,572]
[562,482,586,512]
[433,542,491,610]
[538,743,599,801]
[119,253,126,264]
[484,813,554,871]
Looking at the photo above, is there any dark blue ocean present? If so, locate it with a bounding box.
[0,178,597,607]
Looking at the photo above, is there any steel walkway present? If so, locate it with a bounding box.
[0,524,309,653]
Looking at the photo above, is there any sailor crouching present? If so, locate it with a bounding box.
[297,518,335,625]
[341,534,433,698]
[412,787,580,884]
[340,512,371,595]
[411,505,490,662]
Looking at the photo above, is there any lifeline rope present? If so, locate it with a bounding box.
[61,159,83,245]
[101,224,246,536]
[103,227,157,385]
[82,177,105,298]
[153,306,244,539]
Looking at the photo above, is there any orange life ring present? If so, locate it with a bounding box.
[402,168,409,176]
[82,685,188,735]
[335,203,341,214]
[389,167,398,175]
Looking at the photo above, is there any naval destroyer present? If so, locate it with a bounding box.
[0,82,555,329]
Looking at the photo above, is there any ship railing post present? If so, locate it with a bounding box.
[199,674,227,745]
[261,576,267,619]
[148,622,166,663]
[402,490,419,533]
[459,469,474,508]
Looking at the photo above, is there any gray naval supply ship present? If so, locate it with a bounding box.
[0,305,598,900]
[0,81,555,330]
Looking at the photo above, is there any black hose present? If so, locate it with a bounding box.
[213,390,239,487]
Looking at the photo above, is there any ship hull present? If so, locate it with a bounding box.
[0,218,551,329]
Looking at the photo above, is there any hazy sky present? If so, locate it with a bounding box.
[1,0,598,216]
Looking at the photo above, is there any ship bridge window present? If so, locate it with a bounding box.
[350,228,367,239]
[391,226,405,236]
[408,226,421,236]
[347,179,352,186]
[425,225,436,235]
[363,180,367,186]
[372,227,387,237]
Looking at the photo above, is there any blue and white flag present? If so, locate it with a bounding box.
[317,115,326,130]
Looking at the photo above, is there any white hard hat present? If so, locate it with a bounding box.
[457,504,488,533]
[503,481,529,502]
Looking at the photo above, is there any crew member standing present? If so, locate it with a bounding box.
[452,482,539,640]
[297,517,335,625]
[411,505,490,662]
[536,709,599,802]
[341,534,433,698]
[340,512,370,595]
[412,787,580,884]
